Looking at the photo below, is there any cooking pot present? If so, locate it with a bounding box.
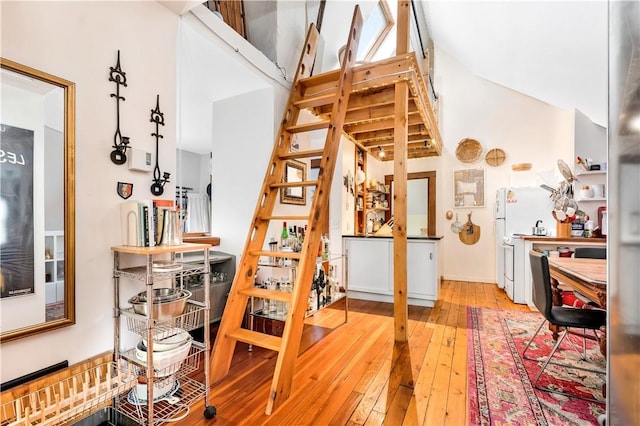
[557,247,573,257]
[128,289,191,319]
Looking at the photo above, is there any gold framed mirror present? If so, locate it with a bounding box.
[280,159,306,206]
[1,58,75,343]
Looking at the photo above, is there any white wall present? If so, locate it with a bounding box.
[211,88,275,258]
[1,1,178,382]
[430,47,573,283]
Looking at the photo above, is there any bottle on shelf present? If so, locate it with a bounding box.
[281,222,289,248]
[268,237,278,265]
[321,234,329,261]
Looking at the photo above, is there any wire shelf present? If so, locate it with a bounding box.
[120,341,205,379]
[121,302,204,340]
[0,362,136,426]
[114,263,207,282]
[116,375,206,425]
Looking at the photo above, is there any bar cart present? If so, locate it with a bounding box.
[111,243,216,424]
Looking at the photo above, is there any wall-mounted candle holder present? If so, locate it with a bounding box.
[109,50,130,165]
[149,94,170,196]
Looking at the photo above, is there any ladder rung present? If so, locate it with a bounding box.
[298,69,340,89]
[227,328,282,352]
[286,120,331,134]
[239,287,293,302]
[262,215,310,221]
[293,92,336,109]
[250,250,303,259]
[278,149,324,160]
[271,180,318,189]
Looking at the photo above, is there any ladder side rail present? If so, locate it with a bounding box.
[265,5,364,415]
[209,23,321,383]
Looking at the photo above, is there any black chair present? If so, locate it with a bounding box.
[574,247,607,259]
[523,251,606,402]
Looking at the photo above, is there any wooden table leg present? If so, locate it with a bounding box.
[549,277,563,340]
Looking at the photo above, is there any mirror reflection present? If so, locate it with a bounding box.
[1,58,75,343]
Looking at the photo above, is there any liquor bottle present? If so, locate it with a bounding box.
[321,234,329,261]
[281,222,289,248]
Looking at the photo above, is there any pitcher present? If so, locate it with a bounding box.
[159,208,183,246]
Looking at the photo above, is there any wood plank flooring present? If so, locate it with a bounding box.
[182,280,532,425]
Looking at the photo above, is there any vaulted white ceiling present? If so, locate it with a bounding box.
[169,0,609,155]
[419,1,608,126]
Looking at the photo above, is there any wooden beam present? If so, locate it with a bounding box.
[393,80,409,343]
[396,0,410,55]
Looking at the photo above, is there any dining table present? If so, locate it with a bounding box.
[546,256,607,355]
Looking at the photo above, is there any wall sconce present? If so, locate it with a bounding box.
[149,94,170,196]
[109,50,131,165]
[378,146,386,158]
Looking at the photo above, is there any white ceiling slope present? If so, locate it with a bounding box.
[161,0,608,133]
[419,1,608,126]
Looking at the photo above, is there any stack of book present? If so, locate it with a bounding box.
[120,199,175,247]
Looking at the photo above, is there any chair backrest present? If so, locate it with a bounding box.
[574,247,607,259]
[529,250,553,319]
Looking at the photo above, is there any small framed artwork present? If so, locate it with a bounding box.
[280,159,306,205]
[454,168,485,208]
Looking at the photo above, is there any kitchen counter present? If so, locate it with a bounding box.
[343,235,444,240]
[520,236,606,243]
[342,236,441,307]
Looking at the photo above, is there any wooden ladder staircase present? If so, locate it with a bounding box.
[209,7,363,415]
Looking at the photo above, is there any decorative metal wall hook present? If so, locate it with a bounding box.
[149,94,170,195]
[109,50,130,165]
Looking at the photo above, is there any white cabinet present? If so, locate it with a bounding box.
[346,238,391,294]
[44,230,64,304]
[407,240,438,300]
[343,237,440,307]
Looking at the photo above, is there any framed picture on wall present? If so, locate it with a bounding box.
[280,159,306,206]
[454,168,485,208]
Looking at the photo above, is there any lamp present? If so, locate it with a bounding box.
[378,146,386,158]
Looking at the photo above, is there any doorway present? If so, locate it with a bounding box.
[384,171,437,235]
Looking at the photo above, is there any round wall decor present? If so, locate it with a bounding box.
[485,148,506,166]
[455,138,483,163]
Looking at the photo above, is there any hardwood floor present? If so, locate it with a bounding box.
[182,281,532,425]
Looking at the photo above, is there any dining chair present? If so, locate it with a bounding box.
[522,250,606,402]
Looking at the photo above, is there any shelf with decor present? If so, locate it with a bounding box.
[573,168,607,226]
[354,146,367,235]
[248,253,348,340]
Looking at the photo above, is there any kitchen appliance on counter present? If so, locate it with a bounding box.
[494,187,554,302]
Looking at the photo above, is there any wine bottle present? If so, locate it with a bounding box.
[281,222,289,248]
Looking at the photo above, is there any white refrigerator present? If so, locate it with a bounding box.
[494,187,554,303]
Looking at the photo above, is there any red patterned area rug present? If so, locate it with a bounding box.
[467,306,605,425]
